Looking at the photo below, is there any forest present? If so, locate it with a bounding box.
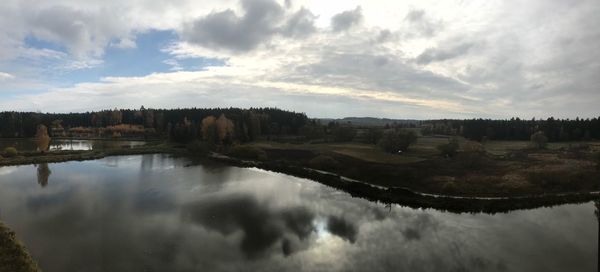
[0,107,308,143]
[422,117,600,142]
[1,107,600,146]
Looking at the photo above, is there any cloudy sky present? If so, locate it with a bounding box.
[0,0,598,119]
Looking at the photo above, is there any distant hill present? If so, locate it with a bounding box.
[318,117,420,127]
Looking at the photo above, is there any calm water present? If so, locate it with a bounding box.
[0,138,146,151]
[0,155,597,272]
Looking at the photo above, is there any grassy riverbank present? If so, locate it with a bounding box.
[0,143,183,167]
[210,152,600,213]
[0,222,39,272]
[2,138,599,198]
[242,139,600,197]
[1,138,599,271]
[1,137,599,206]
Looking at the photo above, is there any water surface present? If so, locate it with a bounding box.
[0,155,597,271]
[0,138,146,151]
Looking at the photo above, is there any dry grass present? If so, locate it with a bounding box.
[0,222,40,272]
[484,140,600,155]
[250,141,425,164]
[251,138,600,165]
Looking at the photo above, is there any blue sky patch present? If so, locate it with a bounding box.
[7,30,225,87]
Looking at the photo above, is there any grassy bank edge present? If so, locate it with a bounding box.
[0,145,180,167]
[208,154,600,214]
[1,145,598,213]
[0,222,40,272]
[1,145,598,271]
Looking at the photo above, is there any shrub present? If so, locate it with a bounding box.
[463,141,485,153]
[331,126,357,142]
[299,125,326,141]
[437,137,459,157]
[0,222,41,272]
[456,151,488,170]
[186,141,212,156]
[364,128,384,144]
[227,145,267,161]
[3,147,17,158]
[568,143,590,151]
[508,150,528,159]
[308,155,341,170]
[378,129,418,153]
[441,181,458,193]
[530,131,548,149]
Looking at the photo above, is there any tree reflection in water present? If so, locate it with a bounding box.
[36,163,51,188]
[0,155,596,271]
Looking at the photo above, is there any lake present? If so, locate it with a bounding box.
[0,154,597,272]
[0,138,146,152]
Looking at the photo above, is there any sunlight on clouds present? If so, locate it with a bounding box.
[0,0,598,118]
[254,81,466,113]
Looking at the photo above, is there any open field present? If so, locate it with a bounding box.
[251,136,600,164]
[250,141,425,164]
[483,140,600,155]
[241,137,600,197]
[250,136,457,165]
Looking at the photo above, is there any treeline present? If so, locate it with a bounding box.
[0,107,307,142]
[423,117,600,141]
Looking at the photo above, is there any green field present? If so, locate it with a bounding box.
[250,141,424,164]
[251,136,457,164]
[251,137,600,165]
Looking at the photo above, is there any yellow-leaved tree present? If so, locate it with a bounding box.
[35,124,51,153]
[216,114,235,145]
[201,116,217,143]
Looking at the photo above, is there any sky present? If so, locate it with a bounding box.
[0,0,598,119]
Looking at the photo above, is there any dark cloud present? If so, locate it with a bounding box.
[404,9,439,37]
[280,51,468,98]
[405,9,425,22]
[401,213,438,241]
[26,5,127,57]
[416,42,476,65]
[182,194,315,258]
[326,215,358,243]
[281,7,317,38]
[183,0,316,52]
[331,6,363,32]
[31,6,89,49]
[183,0,283,52]
[376,29,392,43]
[402,227,421,240]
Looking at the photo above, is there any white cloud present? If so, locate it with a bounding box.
[163,59,183,71]
[111,37,137,49]
[0,72,14,80]
[0,0,599,118]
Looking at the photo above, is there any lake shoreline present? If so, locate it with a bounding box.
[2,145,598,213]
[208,153,600,213]
[0,145,178,167]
